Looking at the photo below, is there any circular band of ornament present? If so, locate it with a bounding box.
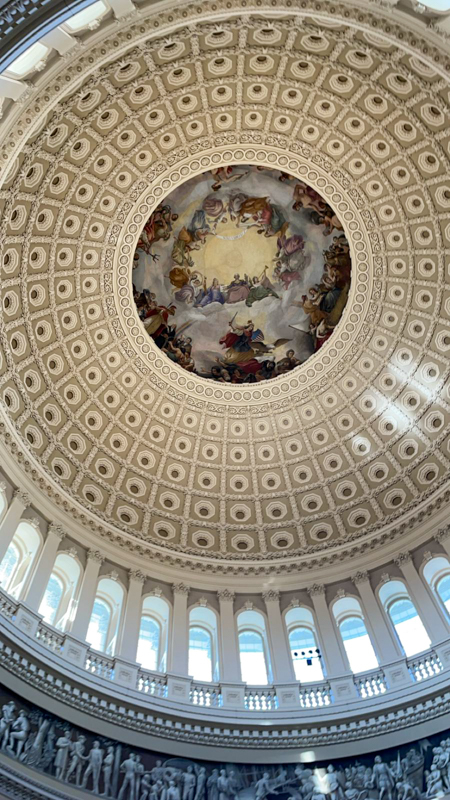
[114,148,373,405]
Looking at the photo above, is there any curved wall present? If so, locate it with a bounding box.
[0,680,448,800]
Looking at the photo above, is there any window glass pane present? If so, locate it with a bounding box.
[0,544,19,592]
[136,616,160,670]
[388,599,431,656]
[86,599,111,652]
[289,627,323,682]
[338,616,378,673]
[189,626,212,682]
[238,630,268,685]
[39,574,63,625]
[437,575,450,614]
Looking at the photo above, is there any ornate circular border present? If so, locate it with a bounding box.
[115,148,373,405]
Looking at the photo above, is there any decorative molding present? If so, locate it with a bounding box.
[48,523,66,541]
[351,571,369,586]
[172,583,190,596]
[217,590,235,603]
[12,489,30,507]
[395,552,413,567]
[129,569,146,584]
[87,549,105,565]
[380,573,391,585]
[307,584,325,598]
[262,590,280,603]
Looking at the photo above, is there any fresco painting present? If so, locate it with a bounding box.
[132,165,352,384]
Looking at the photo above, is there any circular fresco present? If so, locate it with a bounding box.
[132,165,352,384]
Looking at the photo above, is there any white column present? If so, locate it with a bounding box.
[22,524,65,610]
[70,550,104,641]
[168,583,190,675]
[217,590,241,682]
[307,584,349,675]
[118,569,145,661]
[263,589,296,682]
[396,552,449,643]
[0,489,30,564]
[351,571,402,662]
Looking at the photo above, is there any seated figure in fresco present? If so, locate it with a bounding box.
[226,274,250,304]
[196,277,225,307]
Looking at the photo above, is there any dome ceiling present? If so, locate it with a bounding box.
[0,3,450,572]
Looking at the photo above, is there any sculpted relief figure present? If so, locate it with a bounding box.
[0,701,16,749]
[54,729,72,780]
[119,753,137,800]
[102,745,115,797]
[82,740,104,794]
[7,709,30,758]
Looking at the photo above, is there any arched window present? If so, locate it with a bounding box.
[238,630,268,685]
[86,577,124,655]
[0,521,41,599]
[289,627,324,682]
[379,580,430,657]
[388,598,430,656]
[137,616,160,671]
[339,616,378,673]
[39,553,81,631]
[436,574,450,615]
[423,556,450,618]
[0,543,19,591]
[285,606,324,682]
[137,595,170,672]
[188,606,219,682]
[189,626,213,682]
[332,597,378,673]
[87,598,111,652]
[237,609,272,685]
[39,574,63,626]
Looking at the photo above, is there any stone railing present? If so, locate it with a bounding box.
[3,589,450,723]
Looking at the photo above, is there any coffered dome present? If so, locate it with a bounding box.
[1,0,450,575]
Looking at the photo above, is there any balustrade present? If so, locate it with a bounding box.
[190,682,222,707]
[299,682,331,707]
[354,670,387,698]
[36,621,64,653]
[408,650,443,682]
[137,669,168,697]
[245,687,278,711]
[85,651,115,680]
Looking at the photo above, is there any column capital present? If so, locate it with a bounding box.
[351,570,369,586]
[217,589,235,603]
[435,526,450,543]
[48,523,66,541]
[307,583,325,597]
[395,551,412,567]
[262,589,280,603]
[87,549,105,565]
[129,569,146,584]
[172,582,190,596]
[13,488,30,507]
